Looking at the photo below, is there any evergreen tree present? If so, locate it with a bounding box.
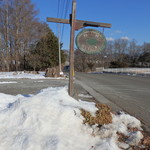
[29,29,66,70]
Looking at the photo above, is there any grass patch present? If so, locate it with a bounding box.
[81,103,112,126]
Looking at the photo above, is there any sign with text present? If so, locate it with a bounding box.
[76,29,106,54]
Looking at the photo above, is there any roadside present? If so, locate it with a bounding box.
[74,78,150,136]
[0,75,150,148]
[74,79,122,112]
[1,76,150,135]
[74,79,150,149]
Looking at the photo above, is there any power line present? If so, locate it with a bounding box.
[60,0,66,19]
[61,0,71,42]
[64,0,70,19]
[56,0,71,43]
[57,0,60,18]
[57,0,65,36]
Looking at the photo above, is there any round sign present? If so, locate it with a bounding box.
[76,29,106,54]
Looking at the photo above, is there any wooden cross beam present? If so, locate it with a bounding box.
[47,17,111,30]
[47,0,111,97]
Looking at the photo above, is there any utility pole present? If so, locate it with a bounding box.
[47,0,111,97]
[58,24,63,75]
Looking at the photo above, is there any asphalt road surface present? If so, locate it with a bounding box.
[76,72,150,131]
[0,79,68,95]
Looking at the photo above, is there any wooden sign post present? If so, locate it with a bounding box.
[69,0,76,96]
[47,0,111,96]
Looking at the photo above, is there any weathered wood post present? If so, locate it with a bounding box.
[68,0,76,96]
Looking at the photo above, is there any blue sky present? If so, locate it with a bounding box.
[31,0,150,49]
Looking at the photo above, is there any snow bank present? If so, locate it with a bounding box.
[0,72,45,79]
[0,72,67,79]
[0,93,23,111]
[0,87,143,150]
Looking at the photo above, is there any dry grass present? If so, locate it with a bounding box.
[81,103,150,149]
[81,103,112,126]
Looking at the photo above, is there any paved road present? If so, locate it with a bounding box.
[0,79,68,95]
[76,72,150,130]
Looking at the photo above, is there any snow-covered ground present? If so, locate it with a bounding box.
[0,71,45,79]
[0,71,66,79]
[0,71,145,149]
[78,93,93,98]
[0,86,143,150]
[0,81,17,84]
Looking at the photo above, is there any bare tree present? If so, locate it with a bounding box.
[0,0,49,71]
[74,49,88,72]
[114,39,128,62]
[128,40,141,64]
[143,43,150,53]
[0,0,11,71]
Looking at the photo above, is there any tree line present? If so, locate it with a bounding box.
[0,0,66,72]
[1,0,149,73]
[75,39,150,72]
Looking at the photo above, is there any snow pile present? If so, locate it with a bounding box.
[0,87,143,150]
[0,93,24,111]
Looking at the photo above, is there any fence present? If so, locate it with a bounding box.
[102,68,150,76]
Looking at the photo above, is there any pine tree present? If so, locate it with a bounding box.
[29,29,66,70]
